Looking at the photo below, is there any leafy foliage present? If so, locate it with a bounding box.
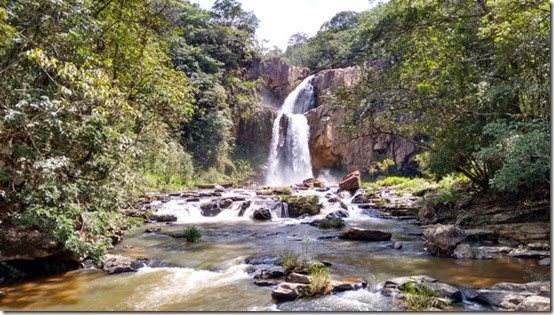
[183,226,203,243]
[306,262,333,296]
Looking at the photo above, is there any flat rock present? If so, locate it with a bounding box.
[508,249,550,259]
[271,282,309,303]
[150,214,177,222]
[464,229,498,242]
[514,295,551,311]
[254,279,282,287]
[467,281,550,310]
[285,273,312,284]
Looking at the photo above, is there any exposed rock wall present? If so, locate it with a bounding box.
[247,57,310,107]
[307,66,418,174]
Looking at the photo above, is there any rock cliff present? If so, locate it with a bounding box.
[241,59,418,176]
[307,66,418,174]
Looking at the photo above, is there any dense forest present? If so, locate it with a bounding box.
[0,0,549,262]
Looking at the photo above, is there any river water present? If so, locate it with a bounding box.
[0,187,545,311]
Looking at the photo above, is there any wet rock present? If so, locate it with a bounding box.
[331,278,367,292]
[150,214,177,222]
[254,268,285,280]
[339,228,391,241]
[428,282,463,303]
[464,229,498,243]
[271,282,310,303]
[486,222,549,244]
[339,201,348,210]
[253,208,272,221]
[186,198,200,202]
[467,281,550,311]
[327,196,340,203]
[213,184,225,191]
[219,198,233,209]
[392,242,403,250]
[508,249,550,259]
[286,273,312,284]
[357,204,371,209]
[339,171,361,191]
[351,193,370,204]
[326,209,349,219]
[231,196,246,202]
[452,243,474,259]
[318,235,338,240]
[200,202,222,217]
[338,190,352,199]
[538,257,550,266]
[99,255,148,274]
[316,187,330,192]
[423,224,466,256]
[301,178,325,188]
[238,201,251,217]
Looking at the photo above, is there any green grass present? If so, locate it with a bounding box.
[279,250,301,273]
[399,282,451,311]
[183,226,202,243]
[306,262,333,296]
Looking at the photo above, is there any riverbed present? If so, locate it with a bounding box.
[0,187,545,311]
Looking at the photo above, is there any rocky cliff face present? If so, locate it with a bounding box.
[307,66,418,174]
[247,57,310,107]
[241,59,418,176]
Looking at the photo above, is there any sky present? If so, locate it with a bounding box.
[192,0,378,51]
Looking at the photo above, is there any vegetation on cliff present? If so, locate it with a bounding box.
[284,0,550,195]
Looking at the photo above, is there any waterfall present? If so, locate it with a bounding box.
[265,75,315,186]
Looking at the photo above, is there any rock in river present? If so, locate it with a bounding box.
[423,224,466,256]
[99,255,149,274]
[271,282,310,303]
[253,208,272,221]
[339,228,391,241]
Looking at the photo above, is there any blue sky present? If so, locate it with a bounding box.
[192,0,379,50]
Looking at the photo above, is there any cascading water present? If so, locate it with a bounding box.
[266,75,316,186]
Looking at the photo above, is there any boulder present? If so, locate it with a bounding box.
[200,202,222,217]
[99,255,148,274]
[253,208,272,221]
[238,201,251,217]
[301,178,325,188]
[254,279,282,287]
[418,202,439,225]
[254,268,285,280]
[339,228,391,241]
[339,171,361,191]
[423,224,466,256]
[151,214,177,222]
[271,282,310,303]
[452,243,474,259]
[285,273,312,284]
[527,242,550,251]
[326,210,349,219]
[219,198,233,209]
[467,281,550,311]
[281,195,321,217]
[392,242,403,250]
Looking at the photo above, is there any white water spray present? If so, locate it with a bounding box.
[265,75,316,186]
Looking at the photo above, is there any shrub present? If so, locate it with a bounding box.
[183,226,202,243]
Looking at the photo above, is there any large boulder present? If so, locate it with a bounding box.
[200,202,222,217]
[301,178,325,188]
[281,195,321,217]
[99,255,148,274]
[452,243,475,259]
[339,171,361,191]
[339,228,391,241]
[423,224,466,256]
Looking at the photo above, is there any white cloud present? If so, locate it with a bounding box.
[192,0,378,50]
